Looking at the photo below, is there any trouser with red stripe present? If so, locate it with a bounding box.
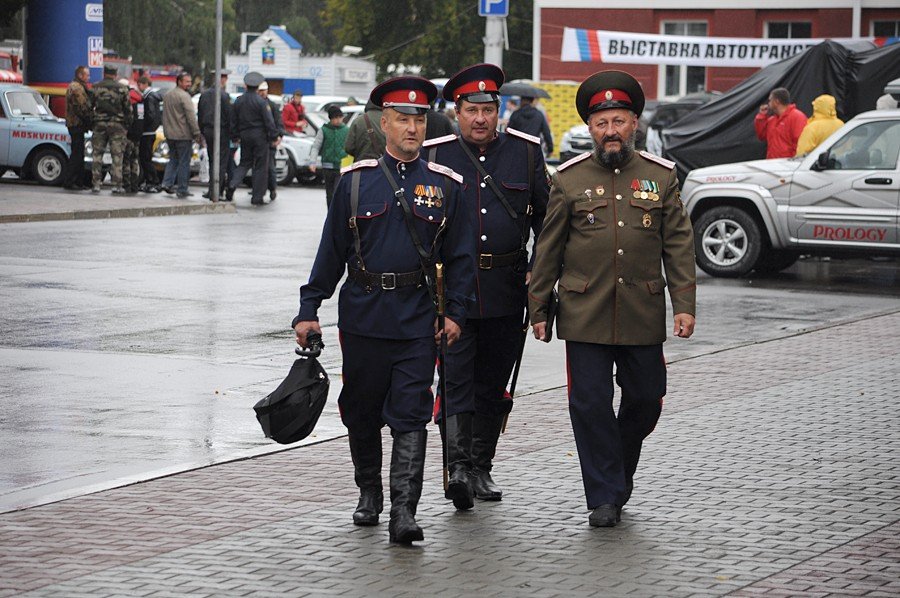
[565,342,666,509]
[338,332,436,435]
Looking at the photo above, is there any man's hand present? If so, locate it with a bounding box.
[673,313,695,338]
[308,164,317,173]
[294,321,322,348]
[525,271,532,285]
[532,322,547,342]
[434,317,462,347]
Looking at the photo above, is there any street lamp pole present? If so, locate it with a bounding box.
[212,0,223,202]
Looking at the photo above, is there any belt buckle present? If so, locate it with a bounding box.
[381,272,397,290]
[479,253,493,269]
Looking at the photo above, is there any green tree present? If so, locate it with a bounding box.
[234,0,334,54]
[323,0,535,80]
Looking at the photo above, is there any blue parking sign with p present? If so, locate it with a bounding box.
[479,0,509,17]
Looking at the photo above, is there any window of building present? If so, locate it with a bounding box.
[872,21,900,37]
[660,21,707,100]
[766,22,812,38]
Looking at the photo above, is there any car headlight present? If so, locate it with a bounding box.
[155,141,169,159]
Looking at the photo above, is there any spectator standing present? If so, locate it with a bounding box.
[136,76,162,193]
[122,79,143,194]
[227,72,277,205]
[795,94,844,156]
[62,65,92,190]
[198,69,234,200]
[258,81,283,201]
[499,97,517,131]
[91,64,132,194]
[344,100,385,161]
[308,105,348,208]
[508,96,553,156]
[528,70,696,529]
[754,87,807,159]
[282,90,307,135]
[161,72,201,198]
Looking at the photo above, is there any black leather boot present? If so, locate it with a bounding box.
[442,413,474,510]
[348,430,383,526]
[388,429,427,544]
[470,413,505,501]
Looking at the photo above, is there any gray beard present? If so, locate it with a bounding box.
[597,136,636,168]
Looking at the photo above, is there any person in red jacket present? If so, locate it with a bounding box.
[754,87,808,159]
[282,90,307,134]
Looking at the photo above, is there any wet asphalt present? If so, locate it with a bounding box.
[0,181,897,513]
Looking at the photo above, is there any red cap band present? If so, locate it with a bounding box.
[589,88,632,108]
[381,89,430,107]
[452,79,500,101]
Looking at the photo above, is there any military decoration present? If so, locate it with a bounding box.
[584,188,592,200]
[414,184,443,208]
[595,185,604,196]
[631,179,660,201]
[587,213,595,224]
[642,213,652,228]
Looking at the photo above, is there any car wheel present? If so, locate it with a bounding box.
[277,158,296,186]
[31,147,67,186]
[754,249,799,274]
[694,206,763,277]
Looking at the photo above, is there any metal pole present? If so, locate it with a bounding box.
[484,16,504,68]
[212,0,223,202]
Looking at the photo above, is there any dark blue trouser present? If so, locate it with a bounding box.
[161,139,193,194]
[338,332,436,435]
[231,132,268,201]
[439,314,521,419]
[565,342,666,509]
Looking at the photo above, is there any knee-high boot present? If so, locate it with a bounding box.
[348,429,383,526]
[442,413,474,510]
[470,413,505,501]
[388,429,427,544]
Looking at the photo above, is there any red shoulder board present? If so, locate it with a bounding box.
[506,127,541,145]
[427,162,463,184]
[340,159,378,175]
[557,151,592,172]
[638,150,676,170]
[422,134,458,147]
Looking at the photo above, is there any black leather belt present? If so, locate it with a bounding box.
[478,250,520,270]
[348,267,423,290]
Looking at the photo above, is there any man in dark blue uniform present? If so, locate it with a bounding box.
[292,77,474,545]
[226,72,277,204]
[423,64,549,509]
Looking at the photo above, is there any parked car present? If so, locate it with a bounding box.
[558,100,661,163]
[646,92,720,156]
[682,109,900,277]
[0,83,70,185]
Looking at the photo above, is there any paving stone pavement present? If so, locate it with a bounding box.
[1,312,898,597]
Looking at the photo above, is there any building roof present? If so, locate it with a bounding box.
[268,26,302,50]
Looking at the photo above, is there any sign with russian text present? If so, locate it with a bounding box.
[85,3,103,22]
[88,36,103,68]
[561,28,873,68]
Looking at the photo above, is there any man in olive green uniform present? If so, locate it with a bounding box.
[343,100,384,161]
[528,70,696,528]
[91,65,132,194]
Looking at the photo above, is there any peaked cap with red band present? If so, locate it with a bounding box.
[370,76,437,115]
[575,70,645,123]
[442,63,505,104]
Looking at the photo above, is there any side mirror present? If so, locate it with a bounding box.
[812,151,830,171]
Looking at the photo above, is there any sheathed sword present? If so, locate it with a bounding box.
[501,306,530,434]
[435,263,449,490]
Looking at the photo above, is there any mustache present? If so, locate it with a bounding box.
[601,135,623,144]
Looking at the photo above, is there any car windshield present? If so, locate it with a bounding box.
[5,90,50,117]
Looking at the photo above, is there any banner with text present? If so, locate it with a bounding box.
[561,28,875,68]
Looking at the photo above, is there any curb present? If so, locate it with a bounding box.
[0,202,237,223]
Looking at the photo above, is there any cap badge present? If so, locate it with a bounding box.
[408,91,417,102]
[478,81,486,91]
[605,91,613,100]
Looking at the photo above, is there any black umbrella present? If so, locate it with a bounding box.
[499,81,551,99]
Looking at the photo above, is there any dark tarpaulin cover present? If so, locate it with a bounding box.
[664,40,900,179]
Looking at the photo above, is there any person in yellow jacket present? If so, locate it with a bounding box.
[795,95,844,156]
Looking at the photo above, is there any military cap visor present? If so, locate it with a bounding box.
[103,65,118,74]
[576,70,645,122]
[443,63,505,104]
[370,76,437,115]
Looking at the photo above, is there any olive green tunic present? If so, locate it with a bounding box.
[528,150,696,345]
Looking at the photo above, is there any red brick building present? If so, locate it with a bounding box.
[533,0,900,100]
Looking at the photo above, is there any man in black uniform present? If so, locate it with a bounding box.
[198,69,233,201]
[423,64,549,509]
[258,81,283,201]
[227,72,277,204]
[292,76,474,544]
